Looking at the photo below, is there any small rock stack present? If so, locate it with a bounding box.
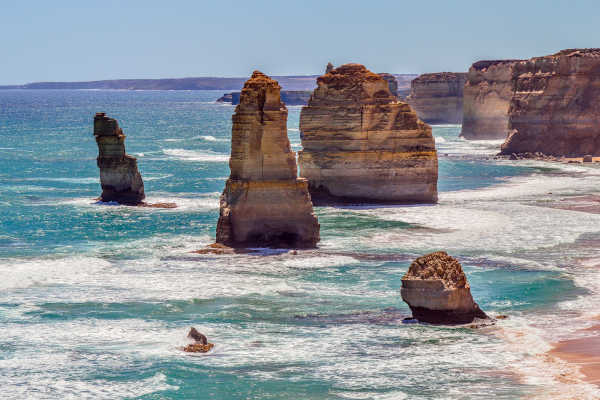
[93,113,145,205]
[401,251,487,324]
[216,71,320,248]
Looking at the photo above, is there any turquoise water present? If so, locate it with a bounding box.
[2,90,600,399]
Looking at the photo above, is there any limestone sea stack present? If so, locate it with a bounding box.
[501,49,600,156]
[407,72,466,124]
[216,71,320,248]
[401,252,488,324]
[298,63,438,204]
[93,113,145,205]
[460,60,522,140]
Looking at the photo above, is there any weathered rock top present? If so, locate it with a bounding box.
[94,112,123,137]
[412,72,466,82]
[237,71,285,111]
[402,251,468,289]
[311,63,396,105]
[471,60,523,71]
[551,48,600,57]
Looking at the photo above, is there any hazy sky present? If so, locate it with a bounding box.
[2,0,598,84]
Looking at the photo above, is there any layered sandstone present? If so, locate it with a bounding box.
[501,49,600,156]
[298,63,438,204]
[407,72,466,124]
[216,71,320,248]
[378,73,399,97]
[93,113,145,204]
[401,252,488,324]
[461,60,521,139]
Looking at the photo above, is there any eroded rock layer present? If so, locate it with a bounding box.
[94,113,145,204]
[378,73,399,98]
[401,251,488,324]
[460,60,522,139]
[407,72,466,124]
[298,63,438,204]
[216,71,319,248]
[501,49,600,156]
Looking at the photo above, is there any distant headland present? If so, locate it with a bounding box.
[0,74,418,92]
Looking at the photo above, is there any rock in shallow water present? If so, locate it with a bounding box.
[94,113,145,205]
[401,251,488,324]
[216,71,320,248]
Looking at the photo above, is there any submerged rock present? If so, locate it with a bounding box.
[501,49,600,156]
[216,71,320,248]
[183,327,214,353]
[93,113,145,205]
[407,72,466,124]
[461,60,522,140]
[401,251,488,324]
[298,63,438,204]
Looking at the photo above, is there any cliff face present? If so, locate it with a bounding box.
[298,64,438,204]
[407,72,466,124]
[216,71,320,248]
[501,49,600,156]
[93,113,145,204]
[460,60,521,139]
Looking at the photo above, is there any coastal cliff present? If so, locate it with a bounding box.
[460,60,521,140]
[216,71,320,248]
[298,63,438,204]
[501,49,600,156]
[407,72,466,124]
[93,113,145,205]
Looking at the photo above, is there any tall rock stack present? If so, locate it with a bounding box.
[460,60,521,140]
[93,113,145,205]
[298,63,438,204]
[407,72,467,124]
[501,49,600,156]
[216,71,320,248]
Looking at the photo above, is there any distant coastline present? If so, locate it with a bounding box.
[0,74,417,92]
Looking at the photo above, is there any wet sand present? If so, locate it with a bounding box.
[550,325,600,386]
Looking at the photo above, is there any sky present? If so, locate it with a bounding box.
[1,0,599,84]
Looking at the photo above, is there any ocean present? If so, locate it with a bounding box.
[1,89,600,399]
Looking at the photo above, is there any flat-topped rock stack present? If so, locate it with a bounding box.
[216,71,320,248]
[298,63,438,204]
[407,72,467,124]
[93,113,145,205]
[501,49,600,156]
[461,60,522,140]
[401,251,488,324]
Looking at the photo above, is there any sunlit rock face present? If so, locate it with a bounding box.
[501,49,600,156]
[298,63,438,204]
[461,60,521,140]
[407,72,466,124]
[401,251,488,324]
[93,113,145,205]
[216,71,320,248]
